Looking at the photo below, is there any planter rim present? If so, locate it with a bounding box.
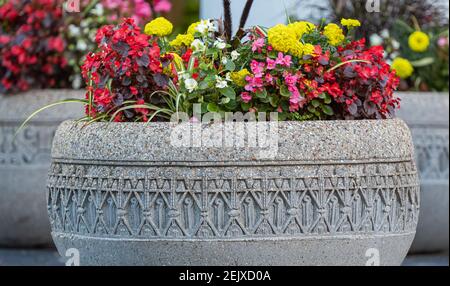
[51,118,415,163]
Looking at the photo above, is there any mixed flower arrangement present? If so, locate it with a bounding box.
[77,14,401,122]
[371,20,449,92]
[0,0,173,93]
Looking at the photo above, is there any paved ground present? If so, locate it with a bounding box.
[0,248,448,266]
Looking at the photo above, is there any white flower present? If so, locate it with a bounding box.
[370,34,383,46]
[76,40,88,51]
[92,3,104,16]
[225,73,232,81]
[214,39,226,50]
[221,57,228,65]
[208,21,218,33]
[184,78,198,93]
[392,39,401,50]
[196,20,210,34]
[380,29,390,39]
[390,52,400,59]
[215,76,228,89]
[231,50,240,61]
[68,25,81,37]
[191,39,206,52]
[196,19,218,34]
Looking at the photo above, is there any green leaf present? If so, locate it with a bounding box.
[199,80,211,90]
[255,89,268,99]
[220,97,231,104]
[269,96,279,107]
[321,105,335,116]
[280,85,291,98]
[219,87,236,100]
[311,99,321,108]
[241,102,252,111]
[411,57,435,67]
[307,105,316,113]
[225,60,236,72]
[207,103,219,112]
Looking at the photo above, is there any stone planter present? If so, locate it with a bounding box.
[47,119,419,266]
[0,90,83,247]
[397,92,449,254]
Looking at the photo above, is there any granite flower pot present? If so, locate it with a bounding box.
[397,92,449,254]
[0,90,83,247]
[47,119,419,266]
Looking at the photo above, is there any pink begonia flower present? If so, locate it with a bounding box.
[276,52,292,67]
[266,58,277,70]
[265,73,274,85]
[250,60,265,78]
[102,0,172,25]
[284,73,298,87]
[241,92,252,103]
[154,0,172,13]
[252,38,265,52]
[244,75,264,92]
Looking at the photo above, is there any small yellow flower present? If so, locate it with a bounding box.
[170,34,194,48]
[408,31,430,52]
[230,69,251,87]
[288,21,316,39]
[302,43,315,56]
[391,57,414,79]
[144,17,173,37]
[268,24,297,53]
[340,18,361,28]
[323,23,345,46]
[187,21,201,35]
[289,42,305,58]
[169,52,184,71]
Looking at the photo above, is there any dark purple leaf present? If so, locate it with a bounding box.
[137,54,150,67]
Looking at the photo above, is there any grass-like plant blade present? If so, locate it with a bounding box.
[14,99,88,138]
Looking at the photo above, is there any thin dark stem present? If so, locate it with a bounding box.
[147,0,157,18]
[223,0,233,42]
[239,0,254,30]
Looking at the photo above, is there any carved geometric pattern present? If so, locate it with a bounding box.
[47,161,420,239]
[410,128,449,181]
[0,124,57,166]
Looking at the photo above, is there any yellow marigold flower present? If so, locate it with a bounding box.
[289,42,305,58]
[408,31,430,52]
[303,43,315,56]
[187,21,201,35]
[144,17,173,37]
[268,24,297,53]
[230,69,251,87]
[170,34,194,48]
[392,57,414,79]
[340,18,361,28]
[323,23,345,46]
[288,21,315,39]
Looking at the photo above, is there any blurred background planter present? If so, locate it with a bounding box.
[0,90,83,247]
[48,119,419,266]
[397,92,449,254]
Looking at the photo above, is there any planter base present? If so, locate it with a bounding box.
[52,232,415,266]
